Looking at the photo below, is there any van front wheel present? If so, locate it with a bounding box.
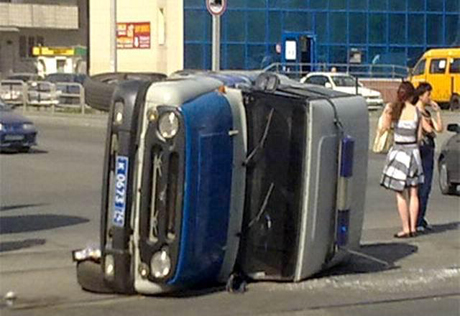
[450,94,460,111]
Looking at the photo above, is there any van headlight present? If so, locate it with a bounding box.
[158,112,179,139]
[113,101,124,125]
[150,249,171,278]
[105,255,115,277]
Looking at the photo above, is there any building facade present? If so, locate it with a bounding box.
[0,0,88,78]
[89,0,459,75]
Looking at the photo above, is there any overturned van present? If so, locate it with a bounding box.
[74,72,369,294]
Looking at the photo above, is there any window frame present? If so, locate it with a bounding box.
[430,58,447,74]
[412,59,426,76]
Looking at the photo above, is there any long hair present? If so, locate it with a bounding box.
[413,82,433,104]
[390,81,415,121]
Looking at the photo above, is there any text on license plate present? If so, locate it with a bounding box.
[112,156,129,227]
[5,135,24,141]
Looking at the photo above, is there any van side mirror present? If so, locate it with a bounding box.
[325,82,332,89]
[447,124,460,133]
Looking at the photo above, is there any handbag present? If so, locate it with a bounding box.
[372,114,394,154]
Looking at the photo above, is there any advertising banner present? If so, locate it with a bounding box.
[117,22,151,49]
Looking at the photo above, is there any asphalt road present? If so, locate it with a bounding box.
[0,111,459,316]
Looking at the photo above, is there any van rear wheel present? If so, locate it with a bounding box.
[450,94,460,111]
[76,260,114,294]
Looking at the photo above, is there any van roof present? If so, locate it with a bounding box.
[423,48,460,58]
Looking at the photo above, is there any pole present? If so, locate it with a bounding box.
[212,15,220,71]
[110,0,117,72]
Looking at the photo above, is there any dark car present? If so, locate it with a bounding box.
[0,99,37,152]
[44,73,87,85]
[438,124,460,195]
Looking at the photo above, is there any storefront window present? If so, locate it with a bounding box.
[427,0,443,12]
[247,45,267,69]
[184,44,204,69]
[227,44,245,69]
[427,14,444,45]
[310,0,328,9]
[329,12,347,43]
[389,14,406,44]
[185,10,207,41]
[349,0,368,10]
[349,13,367,44]
[369,14,386,43]
[284,11,312,33]
[369,0,388,11]
[330,0,347,10]
[389,0,406,11]
[446,0,460,11]
[408,0,425,11]
[268,11,282,42]
[227,11,246,42]
[247,11,267,42]
[408,14,424,45]
[445,15,459,45]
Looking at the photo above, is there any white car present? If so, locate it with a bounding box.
[300,72,384,109]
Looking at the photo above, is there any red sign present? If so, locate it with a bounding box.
[117,22,151,49]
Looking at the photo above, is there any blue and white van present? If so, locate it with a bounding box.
[74,73,369,294]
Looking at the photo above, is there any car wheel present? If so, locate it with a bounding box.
[76,260,115,294]
[439,159,456,195]
[450,94,460,111]
[83,76,116,112]
[18,146,30,153]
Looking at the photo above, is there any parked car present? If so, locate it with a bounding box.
[6,73,42,84]
[300,72,384,109]
[45,73,87,85]
[0,73,42,105]
[438,123,460,195]
[0,99,37,152]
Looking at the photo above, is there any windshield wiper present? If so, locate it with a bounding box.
[243,108,274,167]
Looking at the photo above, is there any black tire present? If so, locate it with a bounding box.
[439,159,456,195]
[83,77,116,112]
[450,94,460,111]
[76,260,114,294]
[84,72,167,112]
[18,146,30,153]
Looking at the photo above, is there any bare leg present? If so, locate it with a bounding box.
[396,191,411,234]
[409,187,419,233]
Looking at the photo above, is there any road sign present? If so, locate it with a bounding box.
[206,0,227,16]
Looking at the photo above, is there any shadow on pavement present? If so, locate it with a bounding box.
[0,203,48,212]
[0,238,46,253]
[0,148,48,155]
[0,214,89,234]
[317,242,418,277]
[421,222,460,236]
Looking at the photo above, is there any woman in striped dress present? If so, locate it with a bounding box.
[380,82,424,238]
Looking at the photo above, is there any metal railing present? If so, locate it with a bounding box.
[0,80,87,114]
[264,62,410,80]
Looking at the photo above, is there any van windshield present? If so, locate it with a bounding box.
[413,59,426,76]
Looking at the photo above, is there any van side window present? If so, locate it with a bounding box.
[413,59,426,76]
[450,58,460,74]
[430,59,447,74]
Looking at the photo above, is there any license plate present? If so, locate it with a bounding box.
[112,156,129,227]
[4,135,24,141]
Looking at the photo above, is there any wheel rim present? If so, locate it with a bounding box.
[440,162,449,191]
[452,98,460,111]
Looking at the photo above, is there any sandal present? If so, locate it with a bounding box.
[393,232,412,238]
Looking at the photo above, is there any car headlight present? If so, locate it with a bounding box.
[158,112,179,139]
[113,101,124,125]
[104,255,115,277]
[150,249,171,278]
[23,123,34,130]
